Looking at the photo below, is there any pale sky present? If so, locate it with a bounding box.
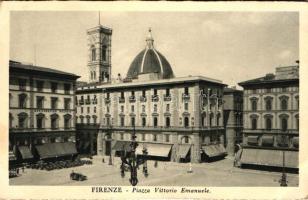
[10,11,299,88]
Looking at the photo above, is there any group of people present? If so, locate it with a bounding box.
[9,166,25,178]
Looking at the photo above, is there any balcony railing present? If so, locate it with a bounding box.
[85,99,91,105]
[99,125,224,132]
[79,100,84,105]
[152,95,159,102]
[9,127,75,133]
[92,99,98,104]
[105,98,110,104]
[129,96,136,103]
[164,95,172,101]
[244,129,299,135]
[119,97,125,103]
[182,94,190,101]
[140,96,147,102]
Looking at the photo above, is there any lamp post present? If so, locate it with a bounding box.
[279,134,288,187]
[120,124,149,186]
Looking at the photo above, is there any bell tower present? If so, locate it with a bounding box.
[87,24,112,83]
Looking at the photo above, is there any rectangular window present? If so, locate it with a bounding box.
[36,96,44,109]
[184,102,189,111]
[165,134,170,142]
[142,134,145,141]
[64,118,70,129]
[120,133,124,140]
[131,91,135,96]
[166,88,170,96]
[142,90,146,97]
[154,89,157,95]
[51,118,57,129]
[19,95,27,108]
[166,104,170,112]
[107,106,110,113]
[51,97,58,109]
[94,107,96,113]
[64,83,71,94]
[51,82,58,93]
[121,105,124,113]
[120,117,125,126]
[153,134,157,142]
[19,79,26,91]
[131,105,135,112]
[87,107,90,113]
[81,107,83,113]
[184,87,189,95]
[106,93,110,99]
[37,118,43,129]
[154,104,157,112]
[142,117,146,127]
[64,98,71,110]
[121,91,124,98]
[36,80,44,92]
[142,105,146,113]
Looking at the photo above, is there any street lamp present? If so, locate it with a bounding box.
[120,124,149,186]
[279,134,288,187]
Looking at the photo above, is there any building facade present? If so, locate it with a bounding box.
[9,61,80,164]
[237,64,299,169]
[76,27,228,163]
[223,87,243,155]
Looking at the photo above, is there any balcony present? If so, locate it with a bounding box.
[85,99,91,105]
[92,99,98,104]
[244,129,299,135]
[182,94,190,101]
[119,97,125,103]
[140,96,147,102]
[79,100,84,105]
[9,127,76,133]
[99,125,224,132]
[105,98,110,104]
[129,96,136,103]
[163,95,172,101]
[151,95,159,102]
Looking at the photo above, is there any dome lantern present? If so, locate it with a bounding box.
[146,28,154,49]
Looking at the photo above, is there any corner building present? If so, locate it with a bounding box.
[9,61,80,164]
[237,64,299,169]
[76,27,227,163]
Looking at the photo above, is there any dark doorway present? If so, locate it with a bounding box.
[105,141,111,156]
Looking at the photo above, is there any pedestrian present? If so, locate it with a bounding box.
[102,158,105,163]
[16,168,19,175]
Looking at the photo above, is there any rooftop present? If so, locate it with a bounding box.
[10,60,80,79]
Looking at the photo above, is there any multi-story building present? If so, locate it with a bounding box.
[223,87,243,155]
[76,26,228,163]
[237,63,299,169]
[9,61,80,164]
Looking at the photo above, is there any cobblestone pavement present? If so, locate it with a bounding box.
[9,156,299,186]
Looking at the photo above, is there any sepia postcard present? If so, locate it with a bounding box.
[0,1,308,200]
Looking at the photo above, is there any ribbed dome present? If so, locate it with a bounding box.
[126,29,175,79]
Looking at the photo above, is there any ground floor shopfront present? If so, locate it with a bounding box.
[91,127,228,163]
[9,130,78,166]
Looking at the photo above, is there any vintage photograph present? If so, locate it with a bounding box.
[8,11,299,187]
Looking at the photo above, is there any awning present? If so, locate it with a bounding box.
[36,142,77,159]
[202,144,227,158]
[247,136,259,145]
[136,143,172,157]
[112,141,132,152]
[18,146,33,159]
[178,144,191,159]
[261,136,274,146]
[240,148,298,168]
[9,151,17,161]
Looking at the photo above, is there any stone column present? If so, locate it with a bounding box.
[97,130,104,156]
[170,132,178,162]
[226,127,235,155]
[191,132,201,163]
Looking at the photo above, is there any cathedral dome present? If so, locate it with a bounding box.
[126,29,175,79]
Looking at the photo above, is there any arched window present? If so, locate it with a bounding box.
[131,117,135,126]
[64,114,72,129]
[50,114,59,129]
[93,115,97,124]
[153,117,158,127]
[251,118,257,130]
[120,116,125,126]
[86,115,91,124]
[251,99,257,111]
[201,114,206,127]
[90,72,93,80]
[209,113,213,127]
[265,99,272,111]
[102,45,107,61]
[142,117,146,127]
[184,117,189,127]
[91,46,96,61]
[93,71,96,80]
[265,118,272,130]
[165,117,170,127]
[153,134,157,141]
[36,113,45,129]
[79,116,84,124]
[19,93,27,108]
[216,113,220,126]
[281,118,288,132]
[18,112,28,128]
[281,99,288,110]
[182,136,190,144]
